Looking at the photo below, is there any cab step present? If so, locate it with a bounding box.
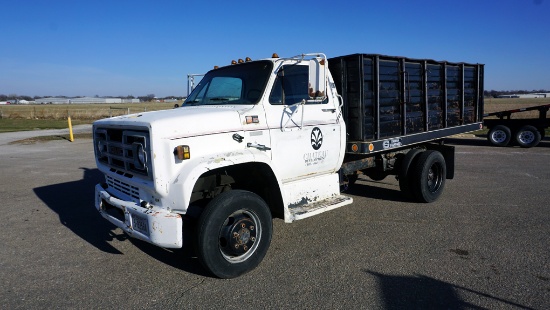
[288,195,353,221]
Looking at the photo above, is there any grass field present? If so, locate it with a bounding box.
[483,97,550,118]
[0,119,92,133]
[0,102,177,132]
[0,101,178,120]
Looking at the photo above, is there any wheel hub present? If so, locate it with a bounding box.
[519,131,534,144]
[492,130,506,143]
[223,216,256,256]
[427,165,442,192]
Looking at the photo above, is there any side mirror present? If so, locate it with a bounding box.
[308,58,327,100]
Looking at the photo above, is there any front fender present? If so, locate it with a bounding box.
[167,149,283,213]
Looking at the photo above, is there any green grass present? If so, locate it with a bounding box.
[0,119,90,133]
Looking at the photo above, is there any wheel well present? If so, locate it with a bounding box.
[189,162,284,219]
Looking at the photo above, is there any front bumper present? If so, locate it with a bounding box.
[95,184,183,248]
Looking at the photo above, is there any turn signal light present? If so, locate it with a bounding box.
[175,145,191,160]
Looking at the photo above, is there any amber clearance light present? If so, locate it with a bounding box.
[175,145,191,160]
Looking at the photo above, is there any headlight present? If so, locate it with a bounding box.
[97,140,106,157]
[133,143,147,169]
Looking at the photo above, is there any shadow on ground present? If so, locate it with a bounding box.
[33,167,208,277]
[364,270,535,309]
[345,178,412,203]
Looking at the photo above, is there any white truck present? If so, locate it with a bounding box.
[93,53,484,278]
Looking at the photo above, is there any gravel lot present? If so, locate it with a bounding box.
[1,129,548,309]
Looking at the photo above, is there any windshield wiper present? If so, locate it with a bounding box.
[209,97,230,101]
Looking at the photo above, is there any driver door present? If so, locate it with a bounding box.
[264,63,342,182]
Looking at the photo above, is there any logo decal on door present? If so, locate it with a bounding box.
[311,127,323,150]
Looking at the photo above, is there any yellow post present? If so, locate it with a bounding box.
[68,116,74,142]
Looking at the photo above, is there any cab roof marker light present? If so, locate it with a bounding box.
[245,57,252,62]
[272,53,279,58]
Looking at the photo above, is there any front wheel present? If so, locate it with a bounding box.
[411,150,446,203]
[195,190,272,278]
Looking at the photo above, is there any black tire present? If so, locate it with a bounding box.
[411,150,446,203]
[398,149,423,200]
[488,125,511,147]
[515,125,541,148]
[195,190,272,278]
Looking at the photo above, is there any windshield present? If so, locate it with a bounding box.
[184,60,273,105]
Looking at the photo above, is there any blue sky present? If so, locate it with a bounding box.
[1,0,549,97]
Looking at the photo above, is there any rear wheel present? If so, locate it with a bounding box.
[488,125,511,147]
[195,190,272,278]
[411,150,446,203]
[515,125,541,148]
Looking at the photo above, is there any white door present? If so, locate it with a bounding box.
[264,63,342,182]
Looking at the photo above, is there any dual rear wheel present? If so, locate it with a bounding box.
[399,150,446,203]
[488,125,541,148]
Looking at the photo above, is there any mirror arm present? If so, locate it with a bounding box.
[282,99,306,131]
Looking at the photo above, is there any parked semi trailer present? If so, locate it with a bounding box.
[92,53,484,278]
[484,103,550,147]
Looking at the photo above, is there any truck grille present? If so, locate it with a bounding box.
[106,175,140,202]
[94,127,152,179]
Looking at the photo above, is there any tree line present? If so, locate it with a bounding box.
[0,94,186,102]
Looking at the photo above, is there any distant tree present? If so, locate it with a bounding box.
[138,94,156,102]
[8,94,17,100]
[0,94,7,101]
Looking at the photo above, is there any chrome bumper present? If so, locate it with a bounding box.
[95,184,183,248]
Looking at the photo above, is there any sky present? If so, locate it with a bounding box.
[1,0,549,97]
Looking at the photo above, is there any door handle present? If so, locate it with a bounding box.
[247,143,271,151]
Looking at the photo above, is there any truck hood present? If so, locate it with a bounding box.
[93,105,247,139]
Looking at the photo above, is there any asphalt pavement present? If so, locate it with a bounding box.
[0,130,548,309]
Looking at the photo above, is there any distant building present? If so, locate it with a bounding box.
[497,93,549,99]
[35,97,69,104]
